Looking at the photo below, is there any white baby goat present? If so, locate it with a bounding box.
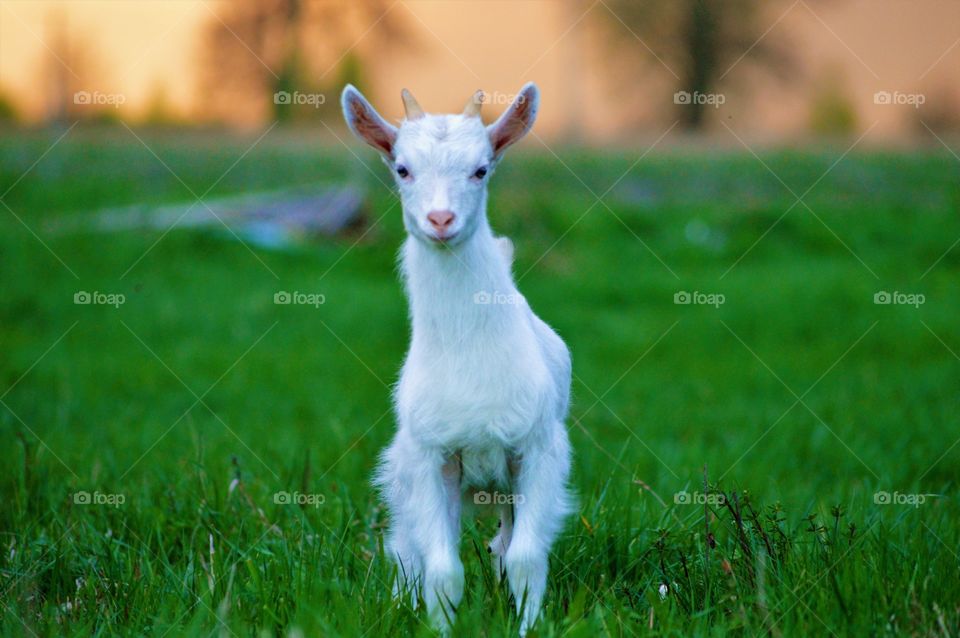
[342,83,573,635]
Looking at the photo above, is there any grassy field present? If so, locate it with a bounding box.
[1,126,958,636]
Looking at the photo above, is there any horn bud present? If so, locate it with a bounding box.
[401,88,424,120]
[463,90,484,117]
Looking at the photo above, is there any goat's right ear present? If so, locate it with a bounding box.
[341,84,397,158]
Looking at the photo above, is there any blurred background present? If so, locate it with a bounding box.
[2,3,960,634]
[1,0,958,139]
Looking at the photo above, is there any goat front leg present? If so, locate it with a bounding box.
[506,424,572,636]
[386,520,422,608]
[378,434,423,607]
[412,450,464,633]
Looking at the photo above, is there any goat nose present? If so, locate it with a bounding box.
[427,210,455,232]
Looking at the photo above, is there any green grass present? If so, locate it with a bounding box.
[1,125,959,636]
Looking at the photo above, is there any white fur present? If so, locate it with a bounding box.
[342,83,573,636]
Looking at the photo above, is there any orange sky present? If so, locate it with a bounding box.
[1,0,958,139]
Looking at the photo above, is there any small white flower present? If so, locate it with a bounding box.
[658,583,669,599]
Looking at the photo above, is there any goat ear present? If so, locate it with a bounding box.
[341,84,397,158]
[487,82,539,159]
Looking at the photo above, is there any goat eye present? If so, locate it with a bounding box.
[473,166,488,179]
[396,165,410,178]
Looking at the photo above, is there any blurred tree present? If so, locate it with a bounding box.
[199,0,408,125]
[913,87,960,134]
[43,11,81,123]
[41,11,113,124]
[809,67,857,136]
[142,84,181,127]
[0,90,19,123]
[597,0,796,130]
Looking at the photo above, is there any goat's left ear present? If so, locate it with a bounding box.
[487,82,539,159]
[341,84,397,158]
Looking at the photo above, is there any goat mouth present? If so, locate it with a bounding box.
[429,232,459,245]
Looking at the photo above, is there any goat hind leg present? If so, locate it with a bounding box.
[488,500,513,581]
[489,452,519,581]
